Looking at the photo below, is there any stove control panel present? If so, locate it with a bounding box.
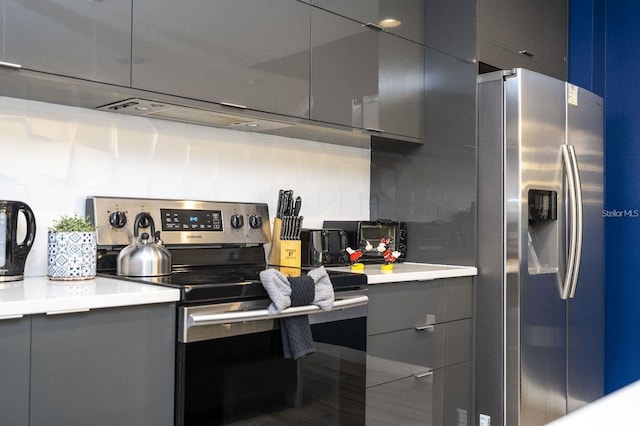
[86,196,271,247]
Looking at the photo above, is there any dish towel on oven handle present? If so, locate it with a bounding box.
[259,266,335,360]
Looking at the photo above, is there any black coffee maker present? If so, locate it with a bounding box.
[0,201,36,282]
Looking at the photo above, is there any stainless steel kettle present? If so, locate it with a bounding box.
[0,200,36,281]
[117,212,171,277]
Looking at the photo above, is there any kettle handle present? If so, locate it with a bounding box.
[16,202,36,251]
[133,212,156,239]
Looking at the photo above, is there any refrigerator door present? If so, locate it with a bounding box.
[565,84,604,412]
[506,69,568,426]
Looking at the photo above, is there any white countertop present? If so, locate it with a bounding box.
[546,380,640,425]
[326,262,477,284]
[0,276,180,318]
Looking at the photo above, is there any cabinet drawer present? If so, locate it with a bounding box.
[366,361,471,426]
[366,319,471,387]
[368,277,472,335]
[368,280,446,335]
[366,368,445,426]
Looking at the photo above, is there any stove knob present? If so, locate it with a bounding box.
[230,214,244,229]
[108,211,127,229]
[248,215,262,229]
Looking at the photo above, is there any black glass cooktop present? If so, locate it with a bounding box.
[101,264,366,304]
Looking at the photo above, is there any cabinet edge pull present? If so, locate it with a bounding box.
[414,369,434,378]
[0,61,23,69]
[0,314,24,320]
[518,50,534,58]
[415,324,435,332]
[46,308,90,316]
[220,102,248,109]
[363,22,385,32]
[365,127,385,133]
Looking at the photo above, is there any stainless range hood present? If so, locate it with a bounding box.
[0,66,421,148]
[96,98,295,132]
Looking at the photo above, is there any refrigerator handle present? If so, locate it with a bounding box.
[561,145,584,299]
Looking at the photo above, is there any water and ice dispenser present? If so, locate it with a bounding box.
[527,189,559,274]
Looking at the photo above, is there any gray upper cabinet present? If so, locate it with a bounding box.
[311,0,424,44]
[424,0,476,61]
[132,0,310,118]
[0,0,131,86]
[477,0,567,80]
[311,9,424,140]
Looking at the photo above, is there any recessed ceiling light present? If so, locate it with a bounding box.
[379,18,401,28]
[135,106,150,111]
[246,123,260,128]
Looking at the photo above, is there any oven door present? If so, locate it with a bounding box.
[176,291,368,426]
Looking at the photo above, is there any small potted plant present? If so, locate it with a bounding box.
[47,214,97,281]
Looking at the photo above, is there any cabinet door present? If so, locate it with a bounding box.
[311,9,424,140]
[0,0,131,85]
[477,0,567,80]
[29,304,175,426]
[0,317,30,426]
[132,0,310,118]
[311,0,424,44]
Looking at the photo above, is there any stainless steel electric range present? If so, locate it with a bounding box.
[87,196,368,426]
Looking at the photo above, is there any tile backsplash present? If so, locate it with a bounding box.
[0,97,370,277]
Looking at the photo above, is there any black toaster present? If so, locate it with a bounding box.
[300,228,350,267]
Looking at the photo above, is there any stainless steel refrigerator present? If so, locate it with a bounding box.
[476,69,604,426]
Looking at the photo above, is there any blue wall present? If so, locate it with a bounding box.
[570,0,640,393]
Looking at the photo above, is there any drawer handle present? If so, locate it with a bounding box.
[518,49,534,58]
[0,61,22,69]
[220,102,248,109]
[415,324,434,332]
[414,369,434,378]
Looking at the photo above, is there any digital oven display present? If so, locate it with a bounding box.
[160,209,223,231]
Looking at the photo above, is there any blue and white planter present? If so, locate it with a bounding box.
[47,231,97,281]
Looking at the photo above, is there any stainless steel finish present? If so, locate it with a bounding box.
[565,82,604,413]
[0,61,22,69]
[561,144,584,300]
[98,98,295,132]
[117,212,172,277]
[415,324,435,332]
[86,196,270,247]
[179,291,368,343]
[518,50,534,58]
[219,102,248,109]
[476,69,604,426]
[45,308,91,316]
[363,22,385,31]
[365,127,385,133]
[414,369,434,378]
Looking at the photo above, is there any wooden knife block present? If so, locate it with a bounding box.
[268,217,301,276]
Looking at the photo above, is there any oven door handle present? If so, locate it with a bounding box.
[188,295,369,327]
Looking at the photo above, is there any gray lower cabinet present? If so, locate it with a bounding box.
[366,278,473,425]
[0,316,31,426]
[311,9,425,140]
[310,0,424,44]
[0,0,131,85]
[132,0,310,118]
[477,0,567,80]
[3,303,175,426]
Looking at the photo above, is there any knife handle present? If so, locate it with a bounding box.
[293,196,302,216]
